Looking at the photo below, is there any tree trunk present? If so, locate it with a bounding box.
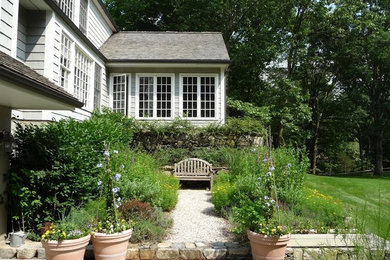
[373,135,383,176]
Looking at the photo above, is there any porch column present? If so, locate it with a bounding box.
[0,106,11,235]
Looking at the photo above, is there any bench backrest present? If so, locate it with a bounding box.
[174,158,212,177]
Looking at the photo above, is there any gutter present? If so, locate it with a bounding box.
[106,59,231,64]
[0,66,84,108]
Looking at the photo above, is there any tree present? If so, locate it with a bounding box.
[328,0,390,175]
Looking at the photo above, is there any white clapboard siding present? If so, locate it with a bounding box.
[24,11,46,75]
[0,0,14,54]
[87,1,111,49]
[101,66,109,107]
[17,6,27,61]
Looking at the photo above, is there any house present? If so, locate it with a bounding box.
[0,0,229,125]
[0,0,229,233]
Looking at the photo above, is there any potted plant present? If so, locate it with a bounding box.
[91,146,133,260]
[234,144,291,260]
[41,222,90,260]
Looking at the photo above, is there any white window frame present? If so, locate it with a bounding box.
[93,63,102,111]
[56,0,74,20]
[59,33,72,90]
[79,0,88,34]
[74,48,91,107]
[110,74,129,115]
[135,73,175,120]
[179,74,218,120]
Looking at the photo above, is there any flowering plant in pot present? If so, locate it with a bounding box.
[91,145,133,260]
[40,222,90,260]
[233,140,291,260]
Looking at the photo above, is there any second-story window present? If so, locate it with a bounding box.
[74,49,91,105]
[79,0,88,34]
[56,0,74,20]
[60,34,72,89]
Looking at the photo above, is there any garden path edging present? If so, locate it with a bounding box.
[1,234,381,260]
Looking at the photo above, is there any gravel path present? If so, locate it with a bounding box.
[165,189,234,242]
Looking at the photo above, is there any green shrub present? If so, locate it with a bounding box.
[8,111,158,235]
[117,149,179,211]
[211,147,310,232]
[129,208,173,243]
[211,171,235,212]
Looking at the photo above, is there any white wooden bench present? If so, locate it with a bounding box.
[174,158,214,187]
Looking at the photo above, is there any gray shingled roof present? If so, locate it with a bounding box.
[0,51,83,107]
[100,32,230,63]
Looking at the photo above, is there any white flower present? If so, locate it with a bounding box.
[113,173,121,181]
[269,166,275,171]
[264,195,269,200]
[287,163,292,168]
[113,150,119,154]
[112,187,120,193]
[121,164,125,169]
[104,151,110,157]
[96,163,103,168]
[263,158,268,162]
[266,172,272,177]
[97,180,102,186]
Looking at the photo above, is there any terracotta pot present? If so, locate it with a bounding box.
[92,229,132,260]
[41,235,90,260]
[247,230,290,260]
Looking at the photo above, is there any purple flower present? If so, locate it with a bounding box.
[266,172,272,177]
[287,163,292,168]
[96,163,103,168]
[113,173,121,181]
[264,195,269,200]
[104,151,110,157]
[263,158,268,162]
[269,166,275,171]
[112,187,120,193]
[270,199,275,203]
[257,177,262,181]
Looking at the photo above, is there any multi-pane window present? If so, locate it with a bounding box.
[138,77,154,118]
[74,49,90,105]
[181,76,216,118]
[200,77,216,117]
[138,75,173,118]
[157,77,172,118]
[79,0,88,34]
[182,77,198,117]
[112,75,127,115]
[94,64,102,111]
[60,34,72,89]
[56,0,74,20]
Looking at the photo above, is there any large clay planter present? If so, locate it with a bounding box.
[92,229,132,260]
[41,234,90,260]
[247,230,290,260]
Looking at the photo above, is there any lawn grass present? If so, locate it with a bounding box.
[305,173,390,240]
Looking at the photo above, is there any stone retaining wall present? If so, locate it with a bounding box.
[1,234,388,260]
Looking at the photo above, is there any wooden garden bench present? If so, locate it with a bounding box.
[174,158,214,187]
